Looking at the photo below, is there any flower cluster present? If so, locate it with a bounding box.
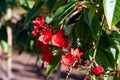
[61,48,83,66]
[31,16,69,63]
[31,16,105,79]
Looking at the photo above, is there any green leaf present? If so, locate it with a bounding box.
[75,15,94,42]
[45,16,53,24]
[19,0,34,9]
[30,40,34,50]
[16,30,30,46]
[105,76,120,80]
[47,53,61,78]
[95,49,114,68]
[113,76,120,80]
[116,21,120,28]
[45,0,57,12]
[69,0,78,2]
[110,31,120,43]
[53,2,75,20]
[67,12,80,25]
[25,1,43,23]
[88,8,95,24]
[98,30,111,49]
[110,31,120,62]
[103,50,115,68]
[64,24,73,36]
[0,40,8,53]
[104,76,114,80]
[84,8,99,38]
[103,0,120,29]
[0,26,7,41]
[0,0,6,17]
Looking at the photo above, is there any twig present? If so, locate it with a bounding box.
[6,8,13,80]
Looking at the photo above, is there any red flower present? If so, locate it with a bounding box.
[61,53,75,66]
[38,29,52,44]
[63,39,69,48]
[117,68,120,74]
[93,66,104,75]
[42,50,54,63]
[76,2,82,7]
[71,48,83,59]
[34,40,41,48]
[31,31,37,38]
[58,29,65,35]
[32,16,45,28]
[41,43,50,51]
[31,26,39,38]
[52,30,68,48]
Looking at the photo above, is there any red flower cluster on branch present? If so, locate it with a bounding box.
[31,17,105,78]
[31,16,69,63]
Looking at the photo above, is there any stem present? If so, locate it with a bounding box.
[7,26,13,80]
[90,0,94,4]
[60,3,76,28]
[6,8,13,80]
[92,35,101,59]
[66,69,71,80]
[92,15,105,62]
[88,15,105,70]
[87,31,102,70]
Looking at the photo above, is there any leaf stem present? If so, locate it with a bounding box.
[66,69,71,80]
[89,15,105,69]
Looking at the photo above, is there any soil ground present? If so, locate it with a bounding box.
[0,50,87,80]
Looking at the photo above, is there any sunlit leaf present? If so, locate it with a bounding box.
[103,0,120,29]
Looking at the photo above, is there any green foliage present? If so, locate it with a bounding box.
[95,49,115,68]
[103,0,120,29]
[98,30,111,49]
[25,1,43,23]
[0,0,6,17]
[19,0,35,9]
[53,2,75,20]
[47,53,61,78]
[0,40,8,54]
[45,0,57,12]
[75,15,94,42]
[84,8,99,38]
[1,0,120,80]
